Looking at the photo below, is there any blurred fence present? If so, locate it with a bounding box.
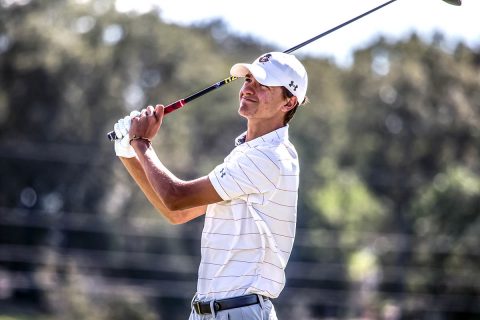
[1,206,479,319]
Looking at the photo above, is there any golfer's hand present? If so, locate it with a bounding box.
[130,105,164,142]
[113,110,141,158]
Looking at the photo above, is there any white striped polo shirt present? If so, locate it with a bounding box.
[197,125,299,301]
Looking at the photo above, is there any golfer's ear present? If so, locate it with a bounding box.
[282,96,298,112]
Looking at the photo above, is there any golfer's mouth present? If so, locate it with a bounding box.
[240,95,257,103]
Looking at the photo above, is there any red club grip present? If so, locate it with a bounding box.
[164,99,185,114]
[107,99,187,141]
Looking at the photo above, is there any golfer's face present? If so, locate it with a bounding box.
[238,74,286,121]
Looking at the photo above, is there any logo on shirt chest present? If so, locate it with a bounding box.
[220,168,226,178]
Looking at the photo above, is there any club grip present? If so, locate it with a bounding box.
[106,99,186,141]
[164,99,185,114]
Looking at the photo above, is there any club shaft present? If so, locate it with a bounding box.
[107,0,399,141]
[284,0,398,53]
[107,76,238,141]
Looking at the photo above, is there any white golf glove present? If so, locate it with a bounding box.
[114,110,141,158]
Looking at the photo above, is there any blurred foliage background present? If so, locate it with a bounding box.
[0,0,479,319]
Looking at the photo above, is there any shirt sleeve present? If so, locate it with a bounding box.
[208,147,280,203]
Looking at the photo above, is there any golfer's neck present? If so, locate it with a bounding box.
[245,119,285,142]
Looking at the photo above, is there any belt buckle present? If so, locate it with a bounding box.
[192,301,203,315]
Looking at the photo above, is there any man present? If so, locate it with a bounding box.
[113,52,308,319]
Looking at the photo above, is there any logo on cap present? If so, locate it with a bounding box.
[259,54,272,63]
[289,81,298,91]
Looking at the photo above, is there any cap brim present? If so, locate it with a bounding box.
[230,63,268,84]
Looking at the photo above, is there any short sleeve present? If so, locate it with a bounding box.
[208,147,280,202]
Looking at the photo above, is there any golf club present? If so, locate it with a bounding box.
[443,0,462,5]
[107,0,462,141]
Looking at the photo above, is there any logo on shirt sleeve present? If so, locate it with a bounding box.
[220,168,226,178]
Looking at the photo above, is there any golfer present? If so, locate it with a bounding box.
[113,52,308,319]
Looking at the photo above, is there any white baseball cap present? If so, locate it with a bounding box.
[230,52,308,104]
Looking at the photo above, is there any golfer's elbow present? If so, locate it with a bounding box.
[170,212,193,225]
[158,206,193,225]
[163,212,186,225]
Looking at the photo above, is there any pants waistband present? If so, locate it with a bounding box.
[192,294,268,315]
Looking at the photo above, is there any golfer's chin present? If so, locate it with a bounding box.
[238,103,256,118]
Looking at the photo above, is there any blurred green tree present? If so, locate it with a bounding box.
[0,1,479,319]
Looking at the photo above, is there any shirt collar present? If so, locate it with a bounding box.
[234,125,290,148]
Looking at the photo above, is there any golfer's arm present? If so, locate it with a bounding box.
[119,156,208,225]
[127,139,222,213]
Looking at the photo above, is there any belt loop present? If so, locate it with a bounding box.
[210,299,217,318]
[257,294,265,309]
[190,293,198,310]
[257,294,265,320]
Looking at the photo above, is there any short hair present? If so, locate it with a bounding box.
[282,87,309,125]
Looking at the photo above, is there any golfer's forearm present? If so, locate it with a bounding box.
[132,141,222,211]
[119,156,193,224]
[130,143,188,211]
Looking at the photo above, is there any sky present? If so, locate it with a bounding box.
[114,0,479,67]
